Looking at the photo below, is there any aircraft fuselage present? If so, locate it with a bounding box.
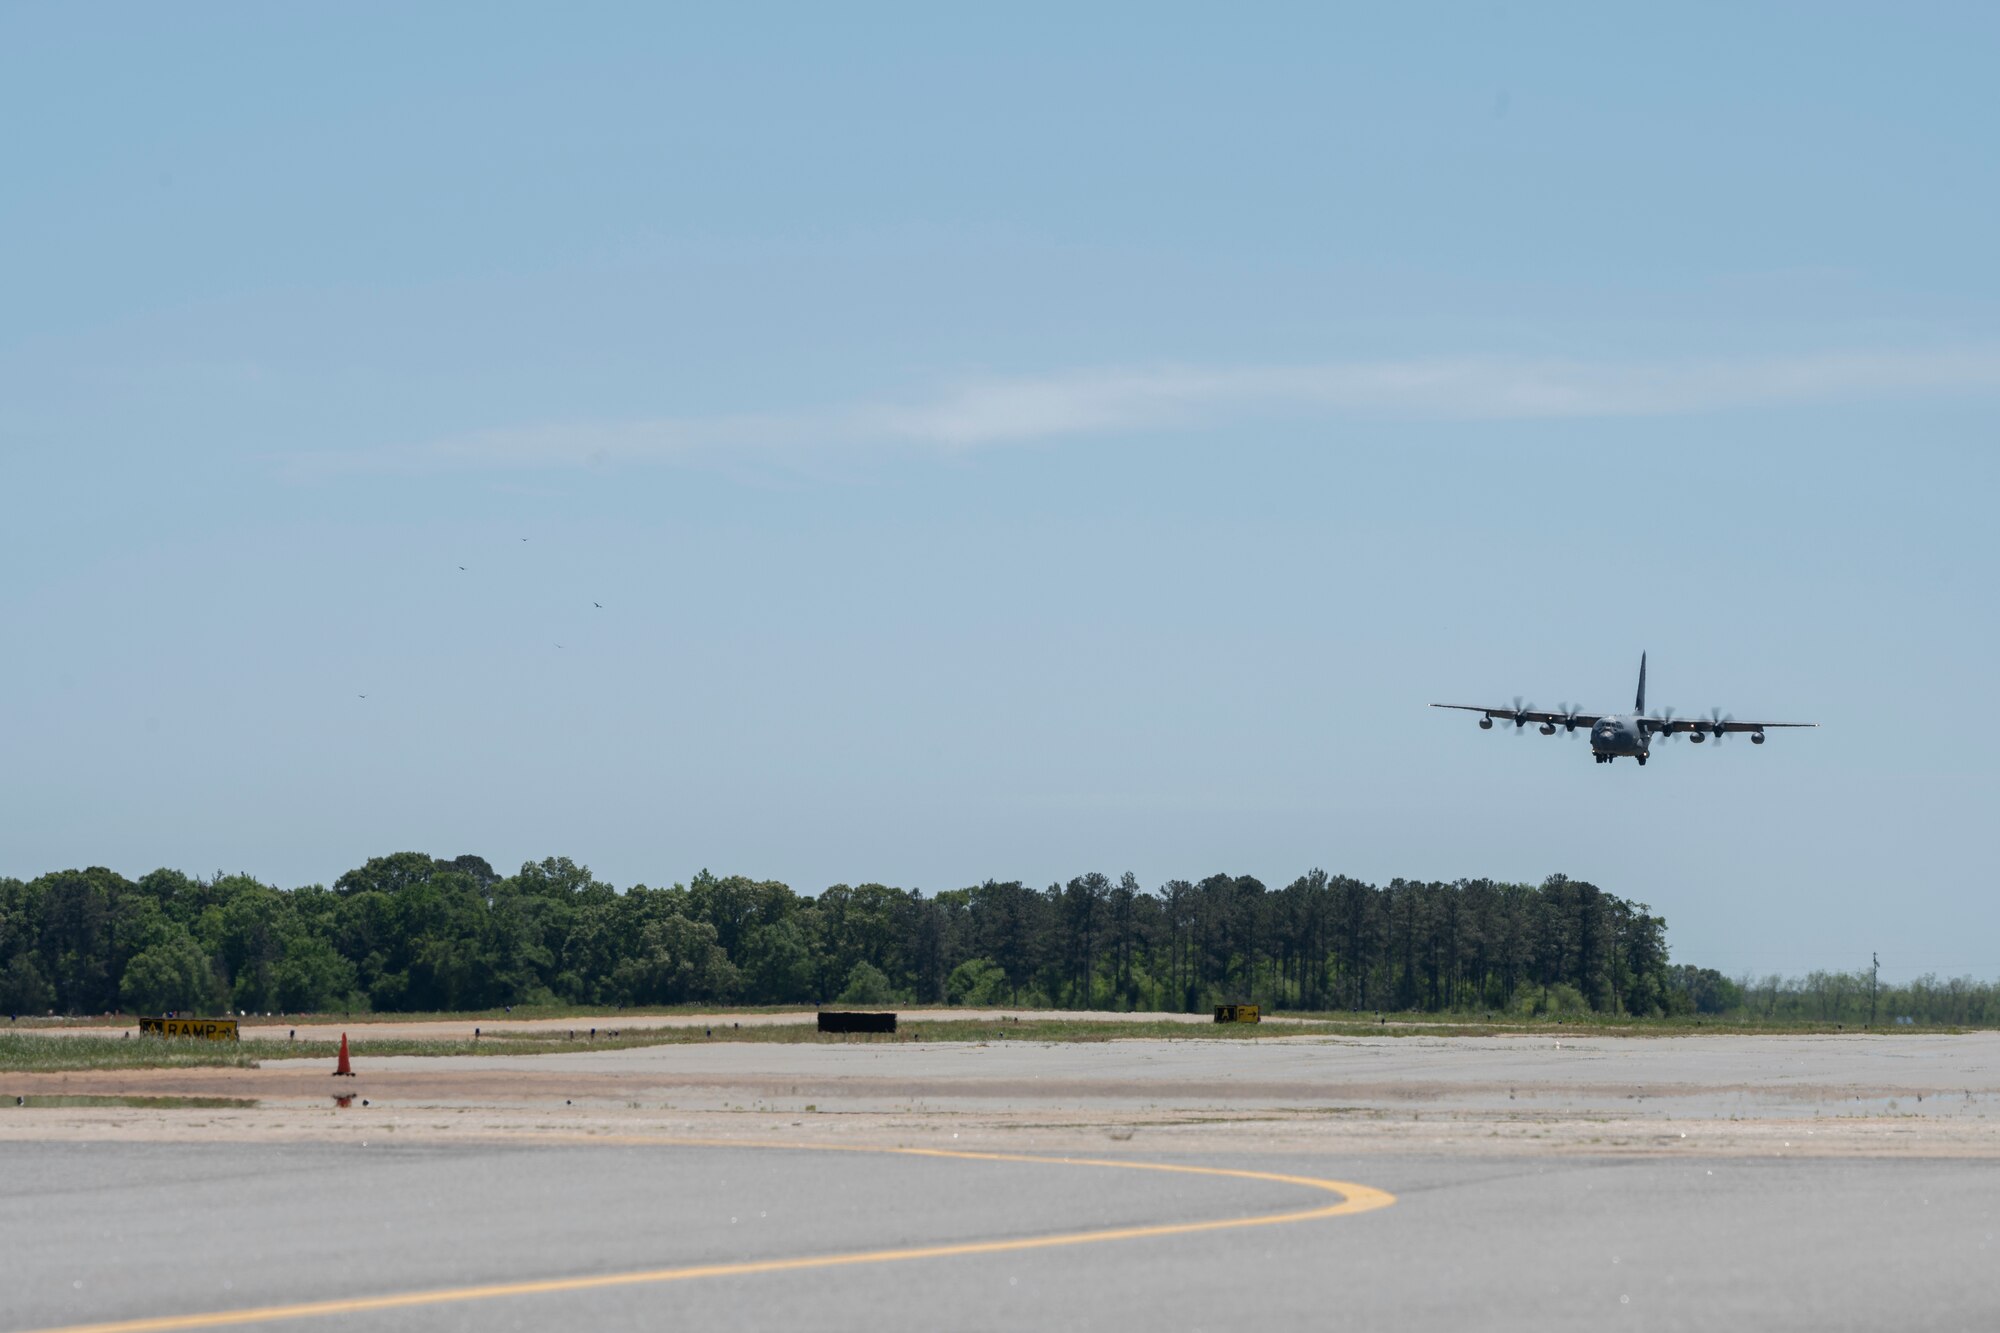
[1591,714,1646,763]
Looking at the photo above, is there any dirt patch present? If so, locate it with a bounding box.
[1,1100,1990,1160]
[7,1031,2000,1159]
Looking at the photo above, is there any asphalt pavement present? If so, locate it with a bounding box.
[4,1139,1995,1333]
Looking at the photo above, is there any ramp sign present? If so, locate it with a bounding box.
[139,1016,240,1041]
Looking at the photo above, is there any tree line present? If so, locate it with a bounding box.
[0,853,1980,1024]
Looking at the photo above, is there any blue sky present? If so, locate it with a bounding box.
[5,4,1997,979]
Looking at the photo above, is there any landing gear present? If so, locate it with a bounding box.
[1637,754,1648,766]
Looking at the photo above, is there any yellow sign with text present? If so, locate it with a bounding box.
[138,1016,239,1041]
[1213,1004,1260,1024]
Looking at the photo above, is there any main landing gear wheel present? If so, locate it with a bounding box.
[1637,755,1647,766]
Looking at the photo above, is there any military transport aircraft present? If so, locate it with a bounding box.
[1432,654,1816,766]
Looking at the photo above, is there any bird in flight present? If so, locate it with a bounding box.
[594,602,603,608]
[357,694,367,699]
[458,566,466,571]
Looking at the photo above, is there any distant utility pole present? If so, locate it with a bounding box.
[1870,952,1880,1029]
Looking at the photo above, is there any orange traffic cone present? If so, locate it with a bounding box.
[332,1032,355,1077]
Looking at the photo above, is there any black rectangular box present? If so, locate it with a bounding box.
[817,1011,898,1034]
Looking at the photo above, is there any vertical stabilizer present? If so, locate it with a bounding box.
[1635,652,1647,714]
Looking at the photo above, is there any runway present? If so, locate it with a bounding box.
[5,1030,1999,1330]
[3,1139,1994,1332]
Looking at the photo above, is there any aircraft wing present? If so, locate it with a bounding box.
[1650,716,1819,735]
[1431,703,1602,726]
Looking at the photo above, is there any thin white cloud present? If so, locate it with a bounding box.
[304,347,2000,472]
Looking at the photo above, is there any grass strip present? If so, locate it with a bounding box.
[0,1032,263,1072]
[4,1014,1937,1071]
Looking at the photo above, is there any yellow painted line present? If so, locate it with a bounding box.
[24,1141,1394,1333]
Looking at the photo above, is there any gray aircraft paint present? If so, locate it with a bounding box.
[1432,654,1817,767]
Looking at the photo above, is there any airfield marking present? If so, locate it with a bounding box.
[24,1140,1396,1333]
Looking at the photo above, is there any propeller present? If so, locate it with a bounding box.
[1554,703,1585,736]
[1648,707,1678,741]
[1707,707,1734,743]
[1510,696,1534,731]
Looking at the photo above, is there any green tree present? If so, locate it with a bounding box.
[836,961,895,1005]
[741,918,815,1004]
[2,953,54,1014]
[273,935,358,1012]
[120,931,220,1014]
[36,867,133,1013]
[334,852,444,898]
[609,912,736,1005]
[945,958,1008,1006]
[214,879,290,1011]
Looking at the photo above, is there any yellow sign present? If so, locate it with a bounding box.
[1213,1004,1260,1024]
[139,1016,240,1041]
